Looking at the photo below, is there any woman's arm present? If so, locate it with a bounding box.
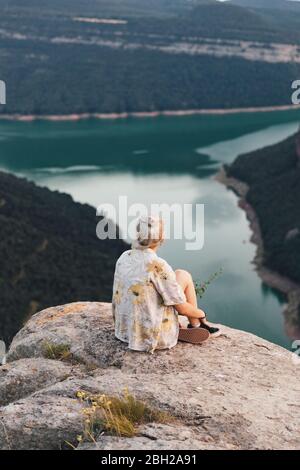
[174,302,206,319]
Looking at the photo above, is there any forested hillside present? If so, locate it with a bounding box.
[231,0,300,12]
[1,0,300,115]
[0,171,127,343]
[227,133,300,286]
[0,0,213,18]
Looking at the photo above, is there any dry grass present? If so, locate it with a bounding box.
[41,342,99,371]
[42,342,72,361]
[76,389,171,442]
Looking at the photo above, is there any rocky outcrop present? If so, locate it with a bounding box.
[0,358,72,406]
[1,302,300,450]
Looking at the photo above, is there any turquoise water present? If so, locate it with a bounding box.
[1,109,300,349]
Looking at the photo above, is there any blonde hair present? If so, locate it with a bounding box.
[133,215,164,250]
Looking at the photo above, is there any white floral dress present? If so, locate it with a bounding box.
[112,248,186,353]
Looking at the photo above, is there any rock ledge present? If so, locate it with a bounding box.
[1,302,300,450]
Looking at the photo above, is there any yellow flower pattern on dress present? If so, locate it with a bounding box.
[113,282,123,305]
[146,260,168,280]
[112,248,186,353]
[128,283,146,305]
[161,307,175,334]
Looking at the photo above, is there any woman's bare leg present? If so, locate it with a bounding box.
[175,269,201,327]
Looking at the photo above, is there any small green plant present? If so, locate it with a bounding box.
[76,389,171,442]
[194,268,223,299]
[42,342,72,361]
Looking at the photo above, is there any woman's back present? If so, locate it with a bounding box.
[112,248,185,353]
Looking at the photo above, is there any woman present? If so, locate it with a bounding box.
[112,215,219,353]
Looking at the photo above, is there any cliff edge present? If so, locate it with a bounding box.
[1,302,299,450]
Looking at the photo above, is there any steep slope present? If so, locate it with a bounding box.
[225,132,300,338]
[227,133,300,285]
[0,171,127,343]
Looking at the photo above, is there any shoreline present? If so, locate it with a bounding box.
[216,167,300,339]
[0,104,300,122]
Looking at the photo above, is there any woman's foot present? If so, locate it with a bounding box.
[189,322,221,338]
[178,326,209,344]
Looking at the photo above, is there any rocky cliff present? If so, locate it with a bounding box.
[1,302,299,450]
